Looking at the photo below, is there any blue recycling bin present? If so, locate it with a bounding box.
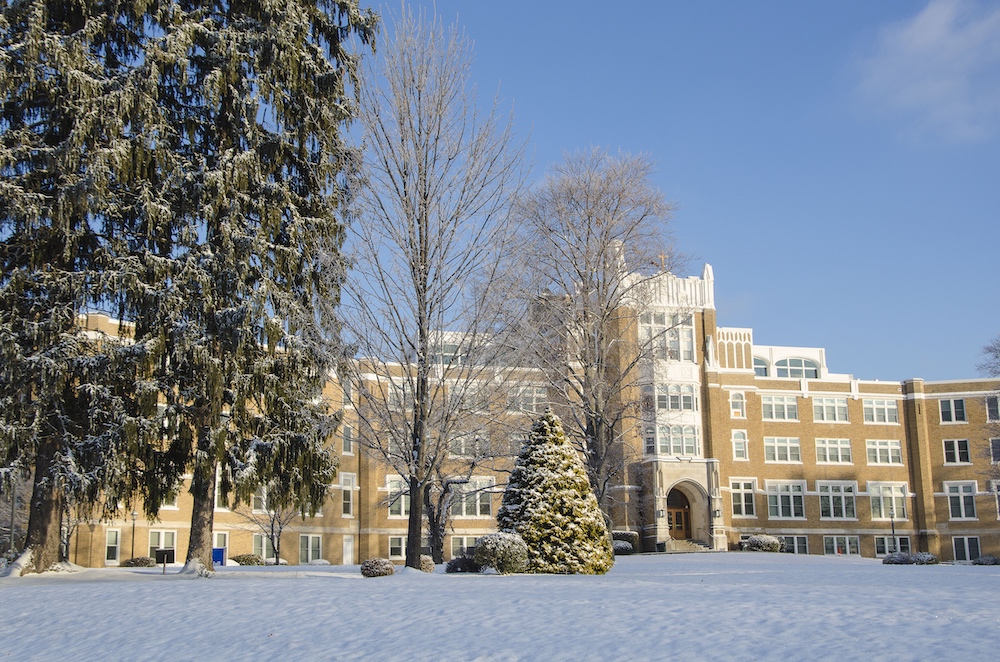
[212,547,226,566]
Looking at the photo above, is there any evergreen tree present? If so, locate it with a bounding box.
[498,408,614,574]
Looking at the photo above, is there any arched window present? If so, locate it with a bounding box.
[730,392,745,418]
[732,430,748,460]
[775,358,819,379]
[753,357,768,377]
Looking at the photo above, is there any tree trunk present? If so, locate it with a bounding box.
[406,474,424,568]
[184,427,217,574]
[20,436,64,574]
[425,492,445,564]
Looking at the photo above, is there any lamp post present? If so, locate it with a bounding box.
[130,511,138,559]
[889,506,896,554]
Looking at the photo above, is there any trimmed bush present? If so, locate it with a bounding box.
[882,552,940,565]
[445,555,483,573]
[612,531,640,551]
[911,552,939,565]
[742,534,782,552]
[231,554,264,566]
[972,555,1000,565]
[121,556,157,568]
[360,557,395,578]
[419,555,435,573]
[613,540,635,556]
[473,532,528,575]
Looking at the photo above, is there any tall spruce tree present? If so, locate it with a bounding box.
[0,0,156,574]
[111,0,377,574]
[498,408,614,574]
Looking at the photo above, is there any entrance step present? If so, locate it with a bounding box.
[667,539,712,553]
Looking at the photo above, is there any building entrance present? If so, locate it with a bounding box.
[666,489,691,540]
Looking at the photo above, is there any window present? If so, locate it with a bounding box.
[869,483,907,520]
[105,530,120,565]
[299,535,322,564]
[388,381,414,411]
[342,425,353,455]
[780,536,808,554]
[253,534,277,562]
[766,482,805,519]
[731,480,755,517]
[761,395,797,420]
[813,397,848,422]
[388,477,410,518]
[341,473,355,517]
[824,536,860,556]
[730,392,745,418]
[943,439,970,464]
[866,439,902,465]
[991,439,1000,464]
[775,358,819,379]
[449,433,490,458]
[988,396,999,422]
[992,481,1000,517]
[657,384,698,412]
[161,493,179,509]
[644,426,656,455]
[863,399,899,424]
[874,535,910,556]
[451,536,479,559]
[639,312,694,362]
[432,342,467,366]
[818,482,856,519]
[816,438,852,464]
[389,536,405,559]
[953,536,981,562]
[764,437,801,463]
[214,532,228,554]
[342,378,352,406]
[656,425,700,456]
[511,387,547,414]
[252,488,268,513]
[451,477,494,518]
[939,398,966,423]
[732,431,748,461]
[947,482,976,519]
[149,530,176,559]
[753,357,768,377]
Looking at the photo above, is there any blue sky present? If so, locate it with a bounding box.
[391,0,1000,381]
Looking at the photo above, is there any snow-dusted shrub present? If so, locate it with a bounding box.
[121,556,156,567]
[612,531,640,551]
[308,559,331,566]
[473,532,528,575]
[445,555,483,573]
[911,552,939,565]
[360,557,395,577]
[972,555,1000,565]
[613,540,635,556]
[498,409,614,574]
[882,552,914,565]
[419,555,435,573]
[742,534,782,552]
[231,554,263,566]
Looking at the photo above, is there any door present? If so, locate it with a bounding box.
[666,489,691,539]
[343,535,355,565]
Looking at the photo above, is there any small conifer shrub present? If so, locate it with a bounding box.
[972,555,1000,565]
[742,534,782,552]
[612,531,640,551]
[473,533,528,574]
[613,540,635,556]
[231,554,264,566]
[361,558,395,577]
[445,555,483,573]
[121,557,157,568]
[419,555,436,573]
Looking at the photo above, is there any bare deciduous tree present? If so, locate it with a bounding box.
[511,148,686,521]
[979,336,1000,479]
[231,487,300,565]
[346,5,527,568]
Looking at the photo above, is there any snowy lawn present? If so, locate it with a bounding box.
[2,553,999,661]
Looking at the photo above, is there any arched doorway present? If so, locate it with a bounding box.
[666,489,691,540]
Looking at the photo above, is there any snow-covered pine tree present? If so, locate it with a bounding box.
[108,0,377,575]
[498,408,614,574]
[0,0,157,574]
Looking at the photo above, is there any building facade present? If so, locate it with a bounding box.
[68,266,1000,567]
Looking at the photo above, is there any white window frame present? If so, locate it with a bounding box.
[987,395,999,422]
[764,437,801,463]
[639,312,694,362]
[762,395,798,421]
[753,357,768,377]
[342,425,354,455]
[874,535,910,557]
[214,531,229,555]
[946,481,977,520]
[251,488,268,514]
[780,536,808,554]
[953,536,981,562]
[824,535,860,556]
[775,358,819,379]
[341,473,356,517]
[818,482,857,520]
[511,386,547,414]
[992,480,1000,518]
[939,398,967,423]
[387,476,410,518]
[450,535,479,559]
[990,439,1000,464]
[731,479,756,517]
[451,477,494,518]
[656,384,698,412]
[253,533,277,562]
[732,430,748,461]
[766,481,806,519]
[299,534,322,564]
[942,439,970,465]
[149,530,177,559]
[813,397,849,422]
[869,482,907,520]
[730,392,746,418]
[449,433,490,458]
[866,439,902,465]
[105,529,121,566]
[389,536,406,560]
[863,399,899,424]
[815,438,852,464]
[656,425,701,456]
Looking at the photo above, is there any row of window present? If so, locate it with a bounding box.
[733,394,900,424]
[746,534,982,560]
[639,313,695,362]
[730,435,905,466]
[387,477,493,519]
[644,426,701,456]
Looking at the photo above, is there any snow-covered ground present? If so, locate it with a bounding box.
[2,553,998,661]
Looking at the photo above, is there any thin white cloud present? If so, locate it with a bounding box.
[858,0,1000,143]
